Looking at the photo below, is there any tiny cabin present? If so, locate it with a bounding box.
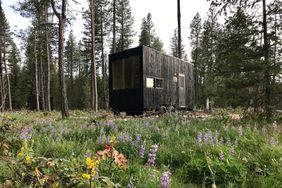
[109,45,194,114]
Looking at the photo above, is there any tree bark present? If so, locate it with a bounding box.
[91,0,98,112]
[39,45,45,111]
[3,33,12,111]
[112,0,116,53]
[0,39,4,112]
[101,13,106,109]
[51,0,69,118]
[262,0,271,121]
[45,5,51,111]
[34,33,40,112]
[177,0,182,59]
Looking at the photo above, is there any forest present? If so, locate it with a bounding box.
[0,0,282,187]
[0,0,281,119]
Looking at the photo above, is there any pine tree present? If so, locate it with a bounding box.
[170,28,186,59]
[207,0,281,121]
[51,0,70,118]
[189,12,202,107]
[139,13,164,51]
[65,31,81,109]
[198,6,221,105]
[215,7,263,108]
[8,40,22,109]
[115,0,135,52]
[0,1,12,111]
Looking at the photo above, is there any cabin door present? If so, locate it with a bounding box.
[178,74,186,108]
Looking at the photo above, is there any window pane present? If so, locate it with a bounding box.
[112,56,139,90]
[146,78,154,88]
[155,78,163,88]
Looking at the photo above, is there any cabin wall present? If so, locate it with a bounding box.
[109,47,143,112]
[142,46,194,110]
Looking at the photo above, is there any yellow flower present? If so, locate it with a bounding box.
[82,173,91,180]
[18,152,24,158]
[24,156,31,164]
[86,157,94,169]
[86,157,100,169]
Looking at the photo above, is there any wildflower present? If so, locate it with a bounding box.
[159,171,171,188]
[204,132,209,145]
[226,138,231,145]
[219,151,224,161]
[24,156,31,164]
[219,137,224,144]
[98,127,104,144]
[230,147,235,156]
[85,150,91,158]
[197,132,202,145]
[139,143,146,158]
[146,144,158,166]
[86,157,99,169]
[269,137,276,145]
[82,173,91,180]
[19,127,33,141]
[213,130,219,145]
[238,126,243,136]
[18,152,24,158]
[272,121,277,131]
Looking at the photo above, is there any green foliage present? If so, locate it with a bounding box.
[0,111,282,187]
[139,13,164,52]
[170,28,186,60]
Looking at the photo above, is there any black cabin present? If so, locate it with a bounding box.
[109,46,194,113]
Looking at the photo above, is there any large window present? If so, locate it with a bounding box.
[112,56,140,90]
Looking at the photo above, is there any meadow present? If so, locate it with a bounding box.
[0,110,282,187]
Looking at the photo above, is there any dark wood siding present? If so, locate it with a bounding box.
[142,46,194,110]
[109,46,194,113]
[109,47,143,112]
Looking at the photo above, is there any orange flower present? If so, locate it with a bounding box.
[114,153,127,170]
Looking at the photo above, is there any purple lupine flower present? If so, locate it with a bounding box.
[230,147,235,156]
[213,130,219,145]
[159,171,172,188]
[208,130,213,142]
[107,121,116,130]
[85,150,91,158]
[238,126,243,136]
[19,127,33,141]
[219,151,225,161]
[146,144,158,166]
[219,137,224,144]
[197,132,203,145]
[98,127,104,144]
[272,121,277,131]
[204,132,209,145]
[139,143,146,158]
[226,138,231,145]
[269,137,276,145]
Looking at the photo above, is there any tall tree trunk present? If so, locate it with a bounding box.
[112,0,116,53]
[121,2,124,51]
[51,0,69,118]
[91,0,98,112]
[101,13,106,109]
[262,0,271,121]
[39,46,45,111]
[34,33,40,111]
[0,40,4,112]
[45,5,51,111]
[3,33,12,111]
[177,0,182,59]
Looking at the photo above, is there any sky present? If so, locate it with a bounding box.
[2,0,211,60]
